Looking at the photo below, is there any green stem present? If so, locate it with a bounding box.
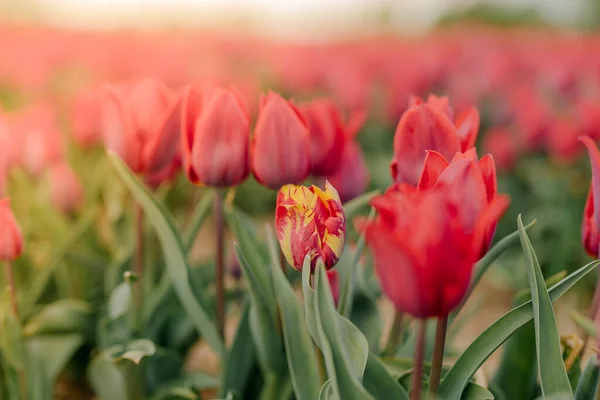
[384,311,404,356]
[428,317,448,398]
[412,320,426,400]
[4,261,19,320]
[213,189,225,340]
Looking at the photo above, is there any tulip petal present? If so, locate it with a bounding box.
[417,150,449,190]
[102,86,141,172]
[455,107,480,152]
[391,104,460,185]
[180,86,203,184]
[479,154,498,203]
[580,136,600,237]
[190,89,250,187]
[143,95,182,175]
[126,79,171,142]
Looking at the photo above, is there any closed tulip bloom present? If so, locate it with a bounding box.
[181,85,250,187]
[299,98,345,176]
[252,92,310,190]
[70,88,102,148]
[47,161,84,215]
[102,78,181,183]
[364,185,508,318]
[417,148,503,255]
[0,199,23,261]
[391,96,480,186]
[579,135,600,257]
[276,182,345,271]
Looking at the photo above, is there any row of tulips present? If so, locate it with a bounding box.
[1,26,600,400]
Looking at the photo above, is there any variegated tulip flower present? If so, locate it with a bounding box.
[276,182,346,271]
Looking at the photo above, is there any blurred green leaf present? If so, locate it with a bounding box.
[362,353,409,399]
[343,190,379,222]
[183,192,212,251]
[574,357,600,400]
[518,215,572,398]
[27,333,84,396]
[461,383,495,399]
[108,282,133,321]
[572,312,597,337]
[88,348,134,400]
[266,228,321,400]
[438,258,600,399]
[109,153,223,356]
[219,304,257,398]
[349,290,382,353]
[116,339,156,365]
[24,299,93,337]
[319,380,334,400]
[151,372,219,400]
[0,307,26,371]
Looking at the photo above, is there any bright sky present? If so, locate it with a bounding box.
[13,0,589,37]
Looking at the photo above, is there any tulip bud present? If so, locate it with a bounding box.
[364,185,508,318]
[70,87,102,148]
[327,140,369,203]
[47,161,84,215]
[251,92,310,190]
[0,199,23,261]
[579,135,600,258]
[391,96,480,186]
[102,79,181,184]
[181,85,250,187]
[327,269,340,306]
[276,181,345,271]
[299,98,345,177]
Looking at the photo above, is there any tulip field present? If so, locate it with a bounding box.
[4,23,600,399]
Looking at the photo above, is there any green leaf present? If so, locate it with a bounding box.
[517,215,572,398]
[108,153,223,356]
[438,259,600,399]
[27,333,84,395]
[88,348,133,400]
[574,357,600,400]
[319,380,334,400]
[572,312,597,337]
[461,383,495,399]
[116,339,156,365]
[343,190,379,221]
[349,290,382,353]
[152,371,218,400]
[362,353,409,399]
[0,307,26,370]
[219,304,257,398]
[22,206,98,317]
[108,282,133,321]
[234,245,282,375]
[307,262,373,400]
[183,192,213,251]
[266,229,321,400]
[23,299,93,336]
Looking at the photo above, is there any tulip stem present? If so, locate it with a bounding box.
[428,317,448,398]
[4,261,19,320]
[134,202,145,311]
[412,320,426,400]
[4,261,28,400]
[213,189,226,340]
[383,311,404,356]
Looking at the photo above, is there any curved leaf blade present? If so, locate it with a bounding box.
[518,215,572,398]
[108,153,223,356]
[438,259,600,399]
[575,357,600,400]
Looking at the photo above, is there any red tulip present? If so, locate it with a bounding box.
[580,135,600,257]
[181,85,250,187]
[299,98,345,177]
[327,269,340,306]
[364,184,508,318]
[482,128,518,172]
[47,161,84,215]
[325,110,369,202]
[251,92,310,190]
[391,96,480,186]
[276,182,345,271]
[417,148,503,255]
[102,78,181,183]
[0,198,23,261]
[70,87,102,148]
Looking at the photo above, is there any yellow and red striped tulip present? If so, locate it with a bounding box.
[276,182,345,271]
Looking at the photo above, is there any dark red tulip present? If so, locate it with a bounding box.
[102,78,181,184]
[181,85,250,187]
[251,92,310,190]
[299,98,345,177]
[580,135,600,258]
[364,184,508,318]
